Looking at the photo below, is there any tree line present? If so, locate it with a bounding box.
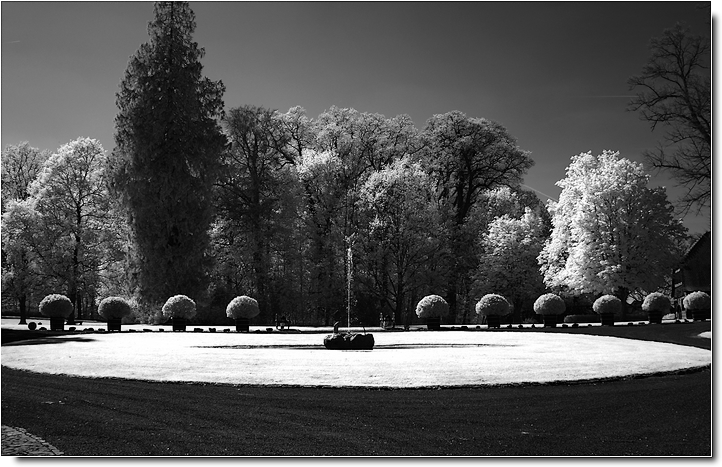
[1,2,707,326]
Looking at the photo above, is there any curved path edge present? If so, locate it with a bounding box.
[1,425,64,456]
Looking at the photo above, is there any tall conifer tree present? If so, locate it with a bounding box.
[109,2,226,305]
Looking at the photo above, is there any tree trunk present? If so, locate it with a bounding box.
[513,297,523,324]
[445,283,457,326]
[66,293,77,325]
[615,287,630,321]
[67,229,81,325]
[18,294,27,325]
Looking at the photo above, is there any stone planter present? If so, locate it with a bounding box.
[426,317,441,330]
[107,318,122,332]
[49,317,65,331]
[647,310,663,324]
[692,310,709,321]
[600,313,615,326]
[172,318,187,332]
[486,315,501,329]
[542,314,558,328]
[235,317,250,332]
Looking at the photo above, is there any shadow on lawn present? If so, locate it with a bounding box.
[1,329,96,346]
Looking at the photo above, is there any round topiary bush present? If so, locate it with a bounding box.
[415,295,449,319]
[683,291,711,311]
[416,295,449,330]
[161,295,197,320]
[593,294,622,315]
[642,292,671,324]
[683,291,711,321]
[39,294,73,331]
[475,294,511,329]
[533,293,566,315]
[98,297,133,320]
[475,294,511,316]
[642,292,671,312]
[39,294,73,318]
[226,296,260,320]
[226,296,260,332]
[533,293,566,328]
[98,296,133,331]
[593,294,621,326]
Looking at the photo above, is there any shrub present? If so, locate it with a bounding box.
[98,297,133,320]
[226,296,260,320]
[475,294,511,316]
[683,291,711,311]
[415,295,449,319]
[593,295,622,315]
[533,293,566,315]
[38,294,73,318]
[161,295,197,320]
[642,292,671,313]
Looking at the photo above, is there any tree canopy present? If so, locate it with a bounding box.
[109,1,226,305]
[539,150,687,305]
[628,23,711,214]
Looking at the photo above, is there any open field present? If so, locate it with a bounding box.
[1,320,712,456]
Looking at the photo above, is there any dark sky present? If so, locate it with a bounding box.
[1,1,712,233]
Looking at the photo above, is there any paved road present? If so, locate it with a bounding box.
[2,425,64,456]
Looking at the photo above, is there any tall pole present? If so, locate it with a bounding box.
[347,238,352,330]
[346,233,355,330]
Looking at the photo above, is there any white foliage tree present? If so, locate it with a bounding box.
[538,150,686,306]
[27,137,124,322]
[472,207,547,321]
[359,156,444,326]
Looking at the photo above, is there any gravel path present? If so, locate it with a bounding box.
[1,425,64,456]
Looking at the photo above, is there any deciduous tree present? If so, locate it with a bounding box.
[298,107,420,324]
[1,142,50,210]
[472,208,546,322]
[214,105,297,323]
[28,138,120,323]
[421,111,533,322]
[359,157,445,327]
[1,142,50,323]
[628,23,711,213]
[2,200,41,324]
[538,151,687,311]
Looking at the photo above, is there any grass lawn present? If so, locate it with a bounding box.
[0,321,711,456]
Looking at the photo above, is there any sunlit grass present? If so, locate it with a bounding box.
[1,326,710,388]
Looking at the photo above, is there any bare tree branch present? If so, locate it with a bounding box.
[628,23,711,215]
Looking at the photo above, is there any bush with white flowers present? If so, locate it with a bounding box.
[226,296,260,320]
[533,293,566,316]
[161,295,197,320]
[415,295,449,319]
[475,294,511,317]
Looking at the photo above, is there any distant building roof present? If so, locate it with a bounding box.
[673,231,711,296]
